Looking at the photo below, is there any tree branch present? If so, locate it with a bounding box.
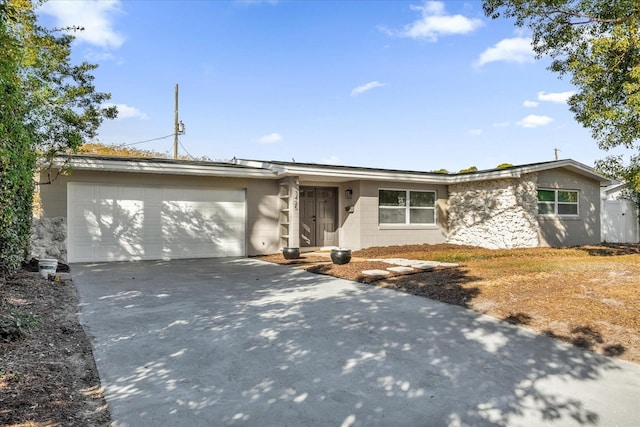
[548,8,638,25]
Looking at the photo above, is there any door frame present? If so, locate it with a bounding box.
[299,186,338,248]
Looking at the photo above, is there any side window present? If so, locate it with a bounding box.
[537,189,578,216]
[379,189,436,225]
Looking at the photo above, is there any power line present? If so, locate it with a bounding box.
[178,137,194,160]
[121,133,174,147]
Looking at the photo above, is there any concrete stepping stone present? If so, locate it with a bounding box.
[386,266,415,273]
[384,258,415,266]
[437,262,459,268]
[361,269,390,277]
[410,263,435,270]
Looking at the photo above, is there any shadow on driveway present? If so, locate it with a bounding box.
[72,258,640,426]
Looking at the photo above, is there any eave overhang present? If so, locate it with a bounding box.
[52,155,277,179]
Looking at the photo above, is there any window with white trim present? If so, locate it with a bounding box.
[537,189,579,216]
[379,189,436,225]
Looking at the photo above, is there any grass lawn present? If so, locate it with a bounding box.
[262,244,640,363]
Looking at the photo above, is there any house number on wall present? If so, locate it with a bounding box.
[293,189,299,211]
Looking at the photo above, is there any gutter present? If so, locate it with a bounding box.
[54,156,278,179]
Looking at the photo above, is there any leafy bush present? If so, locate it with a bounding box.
[0,308,42,342]
[1,1,114,275]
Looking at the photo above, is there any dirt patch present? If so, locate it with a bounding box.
[0,270,110,426]
[258,244,640,363]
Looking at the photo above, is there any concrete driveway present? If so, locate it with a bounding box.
[72,258,640,427]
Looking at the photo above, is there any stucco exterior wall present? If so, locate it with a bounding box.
[339,181,362,250]
[537,169,601,247]
[37,169,281,256]
[340,180,448,250]
[246,179,280,255]
[447,174,539,249]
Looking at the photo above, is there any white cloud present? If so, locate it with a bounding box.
[257,133,283,144]
[104,103,148,120]
[537,91,575,103]
[492,121,510,128]
[475,37,534,67]
[351,81,385,96]
[396,1,483,41]
[38,0,125,49]
[523,100,539,108]
[517,115,553,128]
[469,129,483,136]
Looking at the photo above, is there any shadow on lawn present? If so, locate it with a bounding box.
[577,243,640,256]
[369,267,481,307]
[504,313,627,358]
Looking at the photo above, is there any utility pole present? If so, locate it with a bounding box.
[174,84,179,159]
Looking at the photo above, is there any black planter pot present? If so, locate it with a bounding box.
[282,247,300,260]
[330,248,351,265]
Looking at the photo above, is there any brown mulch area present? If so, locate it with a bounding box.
[0,269,110,426]
[258,244,640,364]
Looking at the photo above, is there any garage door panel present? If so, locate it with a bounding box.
[68,183,246,262]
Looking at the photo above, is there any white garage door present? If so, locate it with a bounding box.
[67,183,246,262]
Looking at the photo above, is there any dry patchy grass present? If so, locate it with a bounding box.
[261,244,640,363]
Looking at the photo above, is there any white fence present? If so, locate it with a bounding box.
[601,199,640,243]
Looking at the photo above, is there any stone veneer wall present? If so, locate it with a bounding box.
[447,173,539,249]
[30,217,67,261]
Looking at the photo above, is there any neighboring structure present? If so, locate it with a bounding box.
[601,182,640,243]
[33,155,610,262]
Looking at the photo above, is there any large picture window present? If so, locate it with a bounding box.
[537,189,578,216]
[379,189,436,225]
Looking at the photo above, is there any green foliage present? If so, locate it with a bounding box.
[0,308,41,342]
[459,166,478,174]
[0,1,115,274]
[431,168,449,174]
[1,2,35,274]
[496,163,514,169]
[483,0,640,188]
[7,1,117,160]
[595,154,640,202]
[78,142,170,158]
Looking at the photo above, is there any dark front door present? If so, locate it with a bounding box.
[300,187,337,247]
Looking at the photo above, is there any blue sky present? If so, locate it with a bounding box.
[37,0,611,172]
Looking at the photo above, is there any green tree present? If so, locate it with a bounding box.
[1,1,34,274]
[595,154,640,202]
[496,163,514,169]
[483,0,640,191]
[0,0,115,274]
[459,166,478,174]
[78,142,169,158]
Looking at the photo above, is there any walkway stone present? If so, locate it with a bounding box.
[410,262,437,270]
[386,266,415,273]
[361,269,390,276]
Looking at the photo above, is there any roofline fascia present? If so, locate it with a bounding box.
[524,159,612,185]
[53,156,278,179]
[257,162,528,184]
[277,166,451,183]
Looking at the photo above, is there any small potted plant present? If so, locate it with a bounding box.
[282,247,300,260]
[330,248,351,265]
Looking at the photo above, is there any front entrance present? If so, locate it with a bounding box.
[300,187,338,247]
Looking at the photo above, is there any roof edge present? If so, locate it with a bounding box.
[53,155,278,178]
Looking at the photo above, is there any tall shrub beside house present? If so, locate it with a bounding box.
[0,6,35,274]
[0,0,116,275]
